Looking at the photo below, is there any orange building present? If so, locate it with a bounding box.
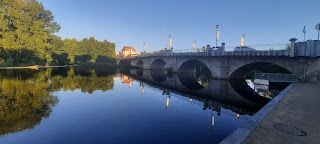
[121,46,138,58]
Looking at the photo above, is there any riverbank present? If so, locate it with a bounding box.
[0,65,78,70]
[221,83,320,144]
[0,62,120,70]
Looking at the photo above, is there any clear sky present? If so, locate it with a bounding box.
[38,0,320,52]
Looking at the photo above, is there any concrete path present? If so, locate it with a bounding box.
[243,83,320,144]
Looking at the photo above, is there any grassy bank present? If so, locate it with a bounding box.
[0,62,120,70]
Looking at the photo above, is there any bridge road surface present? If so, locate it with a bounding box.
[243,83,320,144]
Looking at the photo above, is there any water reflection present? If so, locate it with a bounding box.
[0,68,288,143]
[0,69,58,136]
[177,69,212,90]
[50,68,115,93]
[150,69,167,82]
[121,75,134,87]
[229,78,276,104]
[123,69,272,115]
[0,68,116,136]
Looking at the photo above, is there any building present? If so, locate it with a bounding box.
[121,46,138,58]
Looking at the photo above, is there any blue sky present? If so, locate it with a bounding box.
[39,0,320,52]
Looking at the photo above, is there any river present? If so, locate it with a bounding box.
[0,67,289,144]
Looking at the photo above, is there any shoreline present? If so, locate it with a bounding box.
[0,65,78,70]
[220,83,294,144]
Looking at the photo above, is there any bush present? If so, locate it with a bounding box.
[5,57,15,67]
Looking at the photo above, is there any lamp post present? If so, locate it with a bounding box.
[241,34,246,47]
[216,25,219,49]
[143,41,146,53]
[302,26,306,41]
[169,35,172,49]
[316,23,320,40]
[193,40,196,49]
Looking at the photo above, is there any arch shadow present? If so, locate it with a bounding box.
[136,69,143,77]
[230,62,292,79]
[150,69,167,82]
[177,60,212,90]
[150,59,166,70]
[230,62,292,104]
[137,60,144,68]
[229,78,271,104]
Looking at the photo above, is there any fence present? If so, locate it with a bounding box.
[225,43,289,51]
[255,73,297,82]
[120,43,293,59]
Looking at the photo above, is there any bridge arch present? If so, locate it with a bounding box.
[136,60,144,68]
[150,59,166,70]
[230,62,292,79]
[177,60,212,90]
[177,60,212,74]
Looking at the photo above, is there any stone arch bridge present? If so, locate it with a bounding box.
[122,56,320,83]
[120,41,320,83]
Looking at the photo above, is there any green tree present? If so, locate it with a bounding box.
[61,38,79,64]
[0,0,60,64]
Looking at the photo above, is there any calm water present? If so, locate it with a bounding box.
[0,68,284,144]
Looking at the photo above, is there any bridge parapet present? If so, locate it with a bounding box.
[120,41,320,60]
[295,40,320,57]
[132,43,292,58]
[224,50,289,57]
[124,41,320,58]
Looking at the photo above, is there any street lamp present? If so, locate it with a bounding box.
[302,26,306,41]
[316,23,320,40]
[241,34,246,47]
[216,25,220,48]
[143,41,146,53]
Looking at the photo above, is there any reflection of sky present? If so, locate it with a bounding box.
[246,79,255,90]
[246,79,272,99]
[0,77,251,144]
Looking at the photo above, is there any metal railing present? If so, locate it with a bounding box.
[225,43,289,51]
[224,50,289,56]
[122,43,291,58]
[172,48,205,53]
[255,73,297,82]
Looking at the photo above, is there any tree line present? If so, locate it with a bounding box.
[0,0,116,67]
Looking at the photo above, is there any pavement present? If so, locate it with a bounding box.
[220,83,320,144]
[243,83,320,144]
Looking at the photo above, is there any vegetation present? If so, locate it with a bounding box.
[51,37,116,66]
[0,0,116,67]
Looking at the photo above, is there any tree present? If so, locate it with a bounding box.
[0,0,60,64]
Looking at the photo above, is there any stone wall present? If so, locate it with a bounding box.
[295,40,320,57]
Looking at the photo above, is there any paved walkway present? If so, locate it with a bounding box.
[243,83,320,144]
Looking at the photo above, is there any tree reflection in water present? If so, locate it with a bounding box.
[0,69,58,136]
[0,67,116,136]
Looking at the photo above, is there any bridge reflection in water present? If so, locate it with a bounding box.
[121,69,275,119]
